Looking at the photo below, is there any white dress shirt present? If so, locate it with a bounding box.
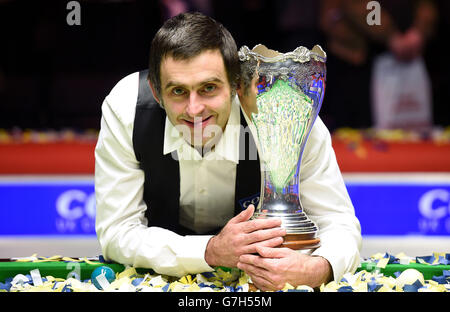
[163,94,242,234]
[95,71,362,281]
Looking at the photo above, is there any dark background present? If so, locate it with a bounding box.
[0,0,448,131]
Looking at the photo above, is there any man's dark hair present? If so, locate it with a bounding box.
[239,57,258,96]
[148,12,239,98]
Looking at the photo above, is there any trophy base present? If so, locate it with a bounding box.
[281,233,321,250]
[248,283,259,292]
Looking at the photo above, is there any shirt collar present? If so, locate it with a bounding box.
[163,95,241,164]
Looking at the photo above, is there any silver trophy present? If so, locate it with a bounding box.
[239,44,326,250]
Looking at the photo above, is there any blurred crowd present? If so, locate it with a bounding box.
[0,0,448,132]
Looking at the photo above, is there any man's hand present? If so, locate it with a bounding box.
[204,205,286,268]
[389,28,424,62]
[237,246,333,291]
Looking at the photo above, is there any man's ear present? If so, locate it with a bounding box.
[148,80,161,104]
[236,80,244,98]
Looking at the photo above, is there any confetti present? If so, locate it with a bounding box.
[2,253,449,292]
[30,269,43,286]
[0,128,99,144]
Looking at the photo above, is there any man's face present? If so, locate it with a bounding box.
[237,74,259,120]
[157,49,232,148]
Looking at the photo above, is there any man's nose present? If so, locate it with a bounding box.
[185,93,205,117]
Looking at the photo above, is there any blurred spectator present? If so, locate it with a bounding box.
[160,0,213,19]
[318,0,438,131]
[212,0,279,49]
[1,0,446,131]
[371,0,438,130]
[0,0,161,130]
[274,0,323,52]
[427,1,450,127]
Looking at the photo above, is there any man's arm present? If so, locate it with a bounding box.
[300,117,362,282]
[95,73,214,277]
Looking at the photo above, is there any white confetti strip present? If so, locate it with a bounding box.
[30,269,43,286]
[95,271,111,290]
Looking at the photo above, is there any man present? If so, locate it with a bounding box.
[95,12,361,291]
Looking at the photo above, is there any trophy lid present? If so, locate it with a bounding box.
[239,44,326,63]
[252,44,281,58]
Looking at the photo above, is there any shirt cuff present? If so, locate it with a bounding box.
[175,235,215,274]
[311,247,343,282]
[311,239,361,283]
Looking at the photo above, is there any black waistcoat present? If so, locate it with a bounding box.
[132,70,260,235]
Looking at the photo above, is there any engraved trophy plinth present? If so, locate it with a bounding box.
[239,44,326,250]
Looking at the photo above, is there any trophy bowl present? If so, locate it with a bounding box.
[239,44,327,250]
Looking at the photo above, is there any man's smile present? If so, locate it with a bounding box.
[181,115,214,129]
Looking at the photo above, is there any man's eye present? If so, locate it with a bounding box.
[172,88,185,96]
[203,85,216,93]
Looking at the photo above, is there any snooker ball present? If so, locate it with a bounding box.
[91,266,116,290]
[395,269,425,289]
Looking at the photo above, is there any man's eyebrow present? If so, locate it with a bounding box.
[201,77,224,84]
[163,77,225,90]
[164,81,185,90]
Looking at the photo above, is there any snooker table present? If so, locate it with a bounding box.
[0,255,449,292]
